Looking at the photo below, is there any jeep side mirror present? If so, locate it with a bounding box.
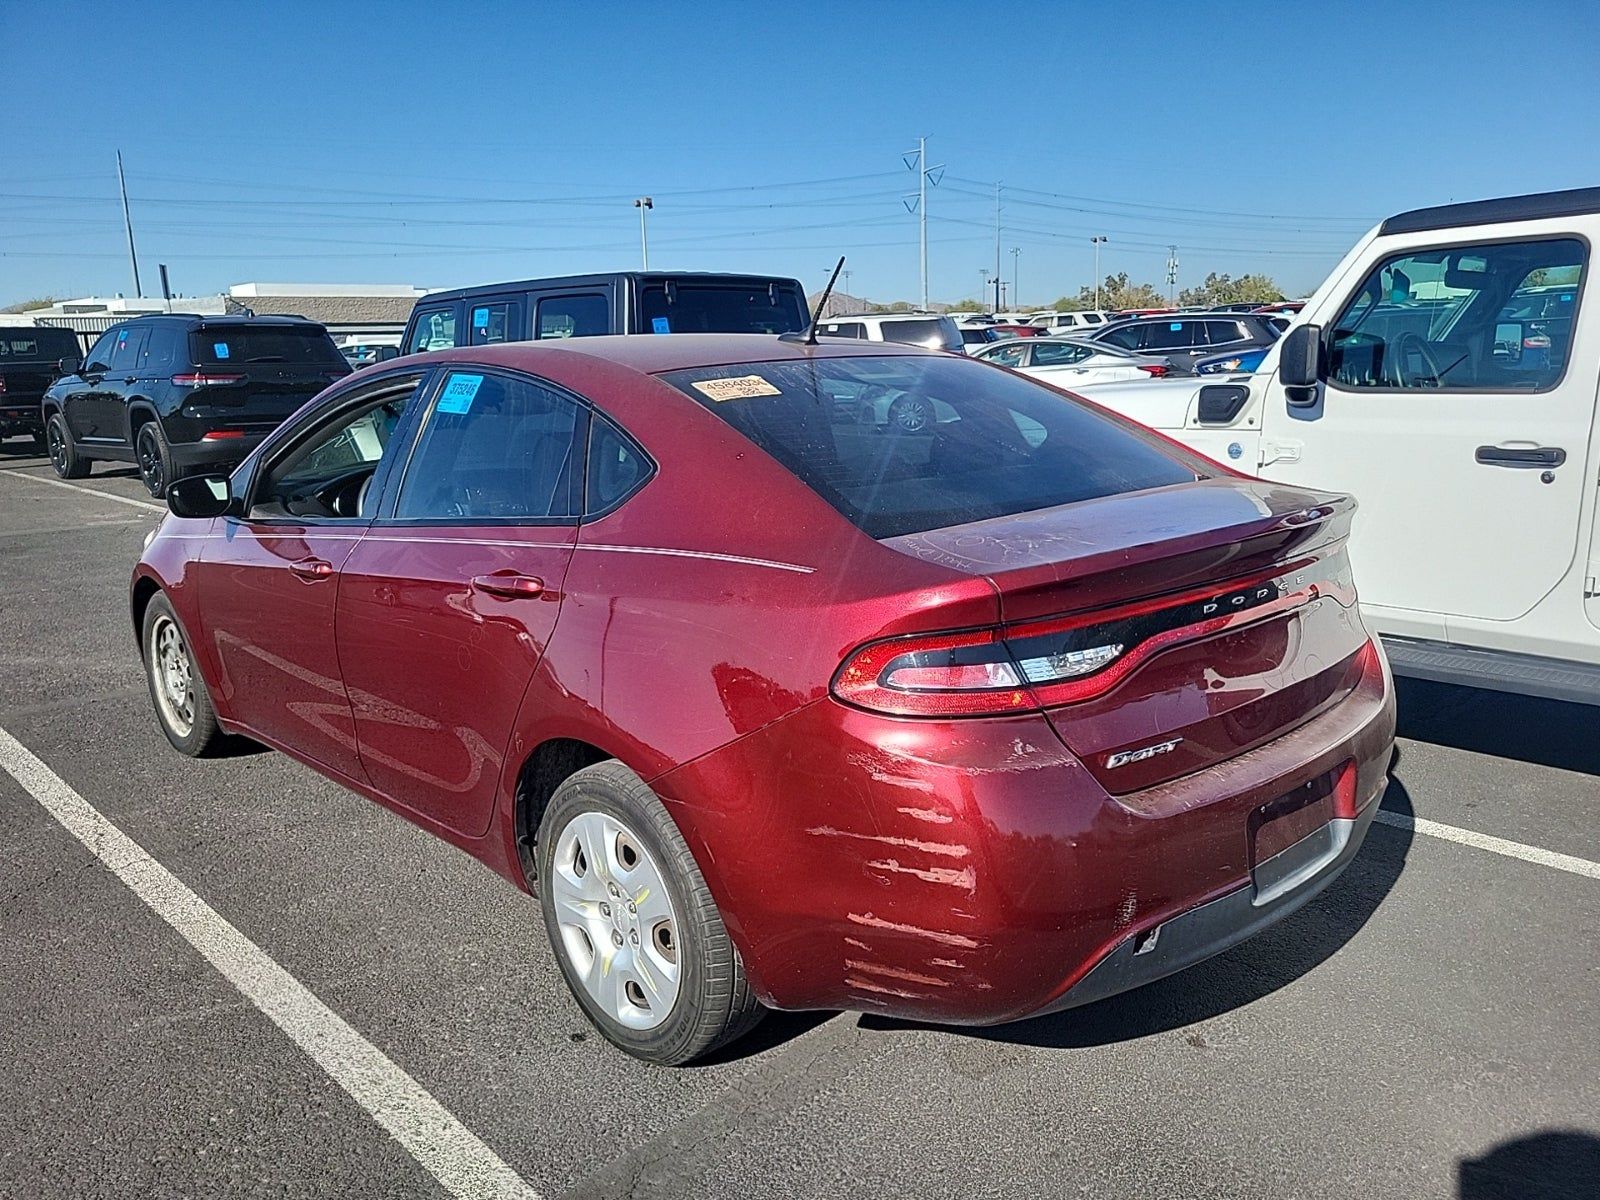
[57,356,82,376]
[167,473,235,519]
[1279,323,1322,407]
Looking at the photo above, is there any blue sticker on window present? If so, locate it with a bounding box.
[437,373,483,415]
[473,307,490,328]
[1169,322,1183,331]
[652,316,671,334]
[213,342,230,359]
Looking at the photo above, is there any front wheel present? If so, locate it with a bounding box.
[537,761,764,1065]
[46,413,90,479]
[142,593,224,756]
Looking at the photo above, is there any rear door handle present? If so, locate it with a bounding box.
[1475,445,1566,468]
[289,557,334,582]
[470,572,546,599]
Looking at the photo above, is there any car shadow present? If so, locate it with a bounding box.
[851,756,1415,1051]
[1395,677,1600,775]
[1458,1128,1600,1199]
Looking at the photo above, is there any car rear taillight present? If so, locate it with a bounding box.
[832,561,1327,718]
[1523,335,1552,349]
[200,430,247,441]
[171,372,245,386]
[1136,364,1169,377]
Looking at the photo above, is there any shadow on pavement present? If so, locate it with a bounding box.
[1458,1129,1600,1199]
[855,760,1416,1052]
[1396,677,1600,776]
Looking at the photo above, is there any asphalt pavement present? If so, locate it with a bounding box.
[2,442,1596,1200]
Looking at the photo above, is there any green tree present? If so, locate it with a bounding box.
[1067,273,1167,311]
[1177,272,1285,308]
[0,296,58,314]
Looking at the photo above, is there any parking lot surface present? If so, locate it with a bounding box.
[2,445,1597,1200]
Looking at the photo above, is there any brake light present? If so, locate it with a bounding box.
[171,372,245,386]
[831,560,1327,718]
[1523,335,1552,349]
[200,430,246,441]
[1136,364,1169,377]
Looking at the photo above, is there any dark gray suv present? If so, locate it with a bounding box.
[1087,313,1281,367]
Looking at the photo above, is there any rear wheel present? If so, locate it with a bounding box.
[142,593,224,756]
[46,413,90,479]
[135,422,172,498]
[537,760,763,1065]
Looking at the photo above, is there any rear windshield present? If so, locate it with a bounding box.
[0,328,79,361]
[192,326,343,366]
[637,283,806,335]
[879,318,963,353]
[659,355,1200,539]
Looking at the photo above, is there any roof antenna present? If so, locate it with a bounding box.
[785,256,844,345]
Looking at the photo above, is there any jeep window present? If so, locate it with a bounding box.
[408,308,458,353]
[536,294,609,339]
[194,326,344,366]
[637,283,805,335]
[1329,238,1586,390]
[469,302,516,345]
[0,328,79,361]
[83,331,117,372]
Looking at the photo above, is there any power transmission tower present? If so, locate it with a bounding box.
[903,138,943,310]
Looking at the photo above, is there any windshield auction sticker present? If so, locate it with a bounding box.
[690,375,781,402]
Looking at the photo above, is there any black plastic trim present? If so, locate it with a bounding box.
[1380,187,1600,236]
[1380,635,1600,707]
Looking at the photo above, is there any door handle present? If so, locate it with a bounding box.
[1474,445,1566,469]
[123,376,138,385]
[470,572,546,599]
[289,557,334,582]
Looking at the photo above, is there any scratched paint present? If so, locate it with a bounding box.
[847,911,981,949]
[805,826,970,858]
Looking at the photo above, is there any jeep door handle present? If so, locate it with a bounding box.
[470,572,546,599]
[289,557,334,582]
[1474,445,1566,468]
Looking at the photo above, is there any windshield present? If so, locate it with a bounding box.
[192,326,345,366]
[0,328,79,361]
[659,355,1199,539]
[637,282,806,335]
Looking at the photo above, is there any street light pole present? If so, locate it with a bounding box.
[1091,235,1107,310]
[633,197,653,270]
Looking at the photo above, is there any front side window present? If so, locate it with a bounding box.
[1329,238,1586,390]
[395,371,583,521]
[408,308,458,353]
[984,342,1029,367]
[660,355,1199,539]
[83,331,118,372]
[536,294,609,339]
[469,302,516,345]
[251,378,422,520]
[1140,321,1200,350]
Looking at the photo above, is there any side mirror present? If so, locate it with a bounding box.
[82,359,109,377]
[375,346,400,362]
[1279,323,1322,407]
[56,356,82,376]
[167,473,235,519]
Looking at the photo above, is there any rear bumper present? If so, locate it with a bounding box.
[168,432,267,472]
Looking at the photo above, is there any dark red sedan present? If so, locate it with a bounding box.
[132,334,1395,1064]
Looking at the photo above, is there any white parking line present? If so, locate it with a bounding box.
[1375,808,1600,880]
[0,726,541,1200]
[0,468,165,512]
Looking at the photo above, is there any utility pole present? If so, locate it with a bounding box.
[994,182,1003,314]
[116,150,142,298]
[1010,247,1021,309]
[633,197,653,270]
[979,269,991,309]
[1091,235,1108,310]
[902,138,942,311]
[1166,245,1179,306]
[158,264,171,313]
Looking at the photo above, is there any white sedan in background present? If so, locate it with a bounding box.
[971,336,1176,385]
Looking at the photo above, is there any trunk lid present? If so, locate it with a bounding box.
[884,478,1370,793]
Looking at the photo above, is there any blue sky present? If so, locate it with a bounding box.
[4,1,1596,307]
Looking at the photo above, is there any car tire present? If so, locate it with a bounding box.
[46,412,90,479]
[135,421,172,499]
[888,394,934,434]
[536,760,764,1065]
[142,593,225,757]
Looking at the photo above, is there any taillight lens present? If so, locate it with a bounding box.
[1136,364,1169,377]
[832,560,1329,718]
[200,429,247,441]
[171,372,245,386]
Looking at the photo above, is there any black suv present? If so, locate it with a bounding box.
[1085,312,1282,367]
[401,271,809,353]
[1,324,82,447]
[44,314,350,497]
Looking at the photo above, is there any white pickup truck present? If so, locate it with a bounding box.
[1074,186,1600,705]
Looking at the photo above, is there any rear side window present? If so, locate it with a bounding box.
[1204,320,1248,345]
[536,294,609,339]
[139,326,183,372]
[820,322,866,339]
[659,355,1199,539]
[585,414,652,515]
[0,328,79,360]
[637,283,805,335]
[1140,321,1199,350]
[193,327,343,365]
[1031,342,1090,366]
[395,371,584,521]
[110,327,148,371]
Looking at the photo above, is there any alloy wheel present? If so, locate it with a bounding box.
[549,810,682,1030]
[149,616,195,737]
[136,426,164,495]
[47,421,68,474]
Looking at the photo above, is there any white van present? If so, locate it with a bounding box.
[1073,186,1600,705]
[1030,310,1113,335]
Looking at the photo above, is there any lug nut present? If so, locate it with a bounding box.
[599,902,611,917]
[630,931,640,945]
[626,901,636,914]
[611,930,624,947]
